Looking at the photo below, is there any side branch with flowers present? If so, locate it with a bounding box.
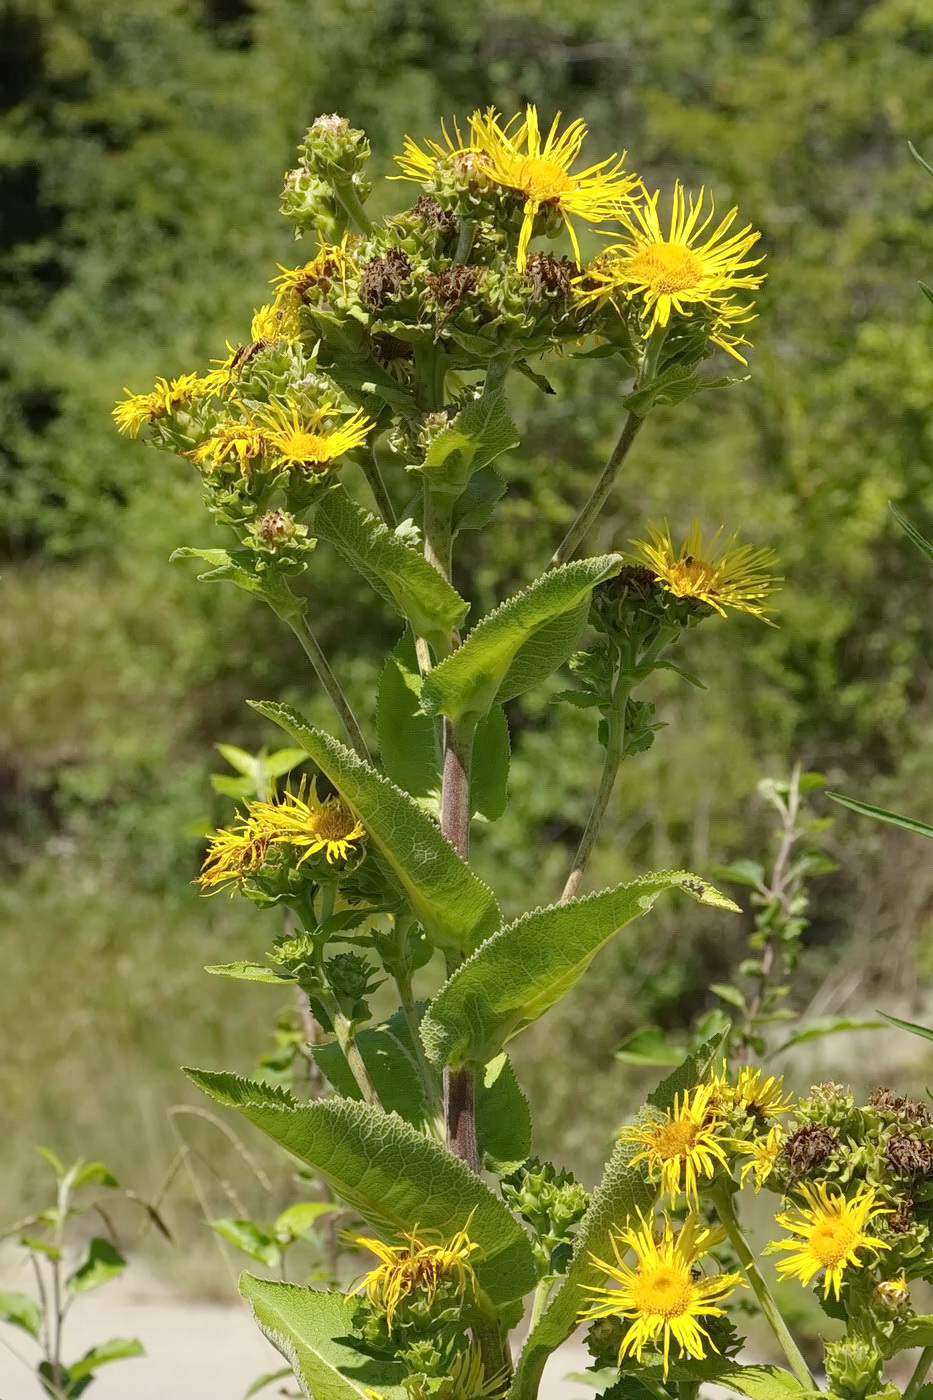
[113,106,929,1400]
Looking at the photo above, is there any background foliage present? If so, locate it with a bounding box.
[2,0,932,1222]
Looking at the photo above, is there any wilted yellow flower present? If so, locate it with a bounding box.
[247,782,365,865]
[576,183,764,360]
[629,520,780,621]
[250,301,302,344]
[581,1211,742,1378]
[876,1274,910,1309]
[112,371,228,436]
[766,1181,890,1298]
[469,106,639,269]
[258,400,373,473]
[188,418,267,473]
[620,1082,731,1203]
[393,116,480,187]
[711,1065,794,1119]
[346,1220,479,1331]
[272,239,355,305]
[196,824,270,894]
[738,1127,783,1192]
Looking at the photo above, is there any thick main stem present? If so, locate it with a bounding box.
[904,1345,933,1400]
[358,447,396,527]
[560,688,628,903]
[709,1187,816,1391]
[279,606,371,761]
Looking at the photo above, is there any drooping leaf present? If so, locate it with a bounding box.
[70,1161,118,1189]
[421,555,622,724]
[171,547,296,613]
[422,872,739,1069]
[376,633,437,801]
[828,790,933,840]
[67,1338,145,1384]
[475,1052,531,1174]
[186,1071,536,1305]
[774,1016,884,1054]
[205,961,291,984]
[211,1218,281,1268]
[0,1289,42,1338]
[249,703,501,953]
[878,1010,933,1044]
[313,486,468,648]
[510,1043,721,1400]
[241,1279,409,1400]
[66,1238,126,1295]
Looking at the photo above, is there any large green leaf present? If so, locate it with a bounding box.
[510,1045,721,1400]
[249,703,500,953]
[420,555,622,725]
[313,1012,530,1174]
[472,705,510,821]
[313,485,468,648]
[185,1071,536,1305]
[240,1279,408,1400]
[714,1365,814,1400]
[422,872,739,1069]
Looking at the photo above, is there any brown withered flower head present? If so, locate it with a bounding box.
[781,1124,838,1178]
[886,1133,933,1180]
[360,249,413,309]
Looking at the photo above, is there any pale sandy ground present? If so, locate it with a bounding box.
[0,1275,598,1400]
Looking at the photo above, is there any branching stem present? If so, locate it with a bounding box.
[561,683,630,903]
[277,602,371,762]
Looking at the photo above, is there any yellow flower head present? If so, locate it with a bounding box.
[629,520,780,621]
[112,371,227,436]
[394,116,483,189]
[196,824,270,895]
[247,781,366,865]
[581,1211,743,1378]
[766,1181,891,1299]
[576,183,764,361]
[257,400,373,473]
[272,239,355,306]
[620,1082,731,1203]
[346,1220,479,1331]
[468,106,639,269]
[711,1065,794,1120]
[188,416,267,473]
[250,300,302,344]
[876,1274,910,1310]
[738,1127,783,1192]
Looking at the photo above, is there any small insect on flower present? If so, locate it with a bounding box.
[346,1220,479,1331]
[257,400,373,474]
[628,520,780,622]
[576,183,764,361]
[737,1127,783,1193]
[620,1082,732,1203]
[580,1211,743,1378]
[468,106,640,270]
[272,238,356,306]
[112,372,226,437]
[247,782,366,866]
[766,1181,891,1299]
[249,301,302,344]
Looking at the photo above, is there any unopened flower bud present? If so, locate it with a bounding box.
[300,114,371,179]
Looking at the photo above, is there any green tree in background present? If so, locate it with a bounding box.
[1,0,931,1205]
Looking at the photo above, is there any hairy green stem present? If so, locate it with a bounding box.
[333,1012,380,1107]
[550,324,667,567]
[709,1187,816,1391]
[278,605,371,761]
[332,178,372,235]
[473,1307,512,1388]
[560,683,630,903]
[482,349,513,398]
[905,1345,933,1400]
[527,1276,555,1333]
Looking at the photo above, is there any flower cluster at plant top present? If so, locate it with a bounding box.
[574,1068,933,1381]
[113,107,769,593]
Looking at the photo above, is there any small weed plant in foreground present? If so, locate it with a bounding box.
[111,107,933,1400]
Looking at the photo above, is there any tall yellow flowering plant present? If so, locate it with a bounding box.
[113,108,933,1400]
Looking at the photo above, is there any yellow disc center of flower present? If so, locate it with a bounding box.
[286,431,337,462]
[632,1264,695,1319]
[810,1219,858,1268]
[665,557,719,598]
[509,156,577,201]
[627,241,705,294]
[316,806,359,841]
[652,1120,700,1159]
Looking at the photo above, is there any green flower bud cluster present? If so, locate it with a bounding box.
[501,1158,589,1274]
[323,952,382,1021]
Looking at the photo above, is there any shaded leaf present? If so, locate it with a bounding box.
[377,633,436,801]
[249,704,501,953]
[211,1218,281,1268]
[67,1338,144,1383]
[420,392,519,496]
[472,705,510,821]
[615,1026,685,1067]
[205,961,290,984]
[66,1238,125,1295]
[0,1289,41,1338]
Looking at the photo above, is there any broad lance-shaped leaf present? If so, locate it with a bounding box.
[421,554,622,725]
[241,1279,409,1400]
[510,1040,726,1400]
[185,1072,536,1306]
[313,486,468,648]
[422,872,739,1069]
[313,1009,531,1174]
[250,702,500,953]
[420,390,519,496]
